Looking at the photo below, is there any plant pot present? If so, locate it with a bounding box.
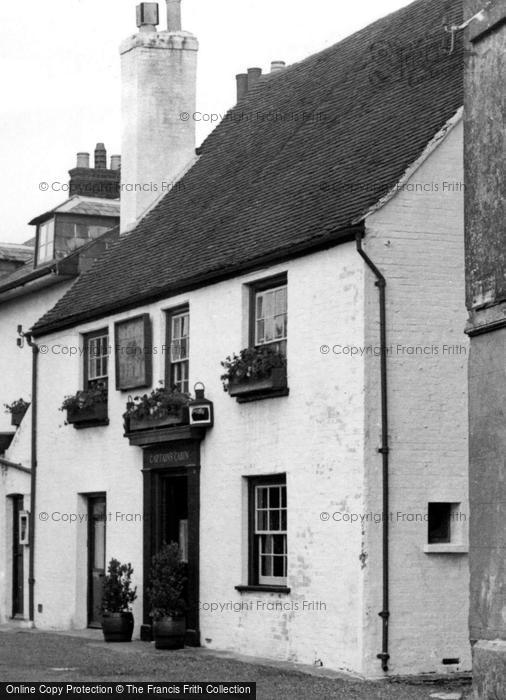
[66,402,108,426]
[11,408,28,427]
[153,616,186,650]
[101,612,134,642]
[127,407,188,432]
[228,367,287,398]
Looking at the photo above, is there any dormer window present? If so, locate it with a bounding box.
[37,219,55,264]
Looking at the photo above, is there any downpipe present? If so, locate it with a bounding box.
[23,331,39,623]
[355,231,390,672]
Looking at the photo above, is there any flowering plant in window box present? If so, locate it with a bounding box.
[221,346,287,398]
[123,385,190,433]
[4,398,30,427]
[60,382,108,427]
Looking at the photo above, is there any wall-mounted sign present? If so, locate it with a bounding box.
[114,314,153,391]
[143,441,200,469]
[19,510,29,545]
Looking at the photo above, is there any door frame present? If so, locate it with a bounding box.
[142,461,200,645]
[87,493,107,628]
[10,494,24,618]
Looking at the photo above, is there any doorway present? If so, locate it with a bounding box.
[11,495,24,618]
[142,461,200,645]
[87,495,106,628]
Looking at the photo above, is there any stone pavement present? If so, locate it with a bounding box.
[0,626,472,700]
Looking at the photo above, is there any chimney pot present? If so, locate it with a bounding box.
[167,0,182,31]
[136,2,159,32]
[94,143,107,170]
[76,152,90,168]
[247,67,262,91]
[270,60,286,73]
[236,73,248,102]
[110,155,122,171]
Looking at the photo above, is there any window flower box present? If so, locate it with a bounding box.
[4,399,30,427]
[123,386,190,434]
[126,407,188,432]
[61,386,109,429]
[221,347,288,402]
[228,367,287,398]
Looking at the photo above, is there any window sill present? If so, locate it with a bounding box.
[235,585,291,594]
[423,544,468,555]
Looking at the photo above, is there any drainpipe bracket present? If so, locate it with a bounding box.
[378,611,390,620]
[375,279,386,289]
[377,447,390,455]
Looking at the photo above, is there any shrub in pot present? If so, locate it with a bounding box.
[147,542,187,650]
[4,398,30,427]
[101,558,137,642]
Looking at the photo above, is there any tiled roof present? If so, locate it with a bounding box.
[0,244,33,263]
[29,196,120,226]
[32,0,463,336]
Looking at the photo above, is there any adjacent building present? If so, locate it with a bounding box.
[2,0,472,679]
[0,147,120,625]
[464,1,506,697]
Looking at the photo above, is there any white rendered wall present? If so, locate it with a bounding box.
[33,245,366,674]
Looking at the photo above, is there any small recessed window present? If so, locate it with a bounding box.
[428,503,452,544]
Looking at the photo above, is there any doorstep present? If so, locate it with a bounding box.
[0,619,35,631]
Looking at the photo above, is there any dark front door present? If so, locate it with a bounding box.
[11,495,24,618]
[142,456,200,645]
[88,495,106,627]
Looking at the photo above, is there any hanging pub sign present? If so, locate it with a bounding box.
[114,313,153,391]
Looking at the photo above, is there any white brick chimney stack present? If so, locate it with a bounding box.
[120,1,198,233]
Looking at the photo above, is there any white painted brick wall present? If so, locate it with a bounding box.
[361,118,470,677]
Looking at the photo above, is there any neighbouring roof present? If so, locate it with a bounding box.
[0,226,120,297]
[0,243,34,264]
[29,195,120,226]
[32,0,463,336]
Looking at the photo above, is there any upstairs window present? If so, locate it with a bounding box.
[84,329,109,391]
[252,278,287,356]
[166,308,190,394]
[37,219,55,265]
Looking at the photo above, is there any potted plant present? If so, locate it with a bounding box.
[60,381,108,427]
[4,398,30,426]
[221,346,287,398]
[101,558,137,642]
[147,542,187,650]
[123,385,190,433]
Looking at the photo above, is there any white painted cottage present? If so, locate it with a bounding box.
[1,0,470,678]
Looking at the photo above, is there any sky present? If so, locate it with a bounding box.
[0,0,413,244]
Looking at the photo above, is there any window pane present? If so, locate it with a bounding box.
[257,510,268,531]
[275,288,287,314]
[281,487,287,508]
[281,510,287,530]
[257,487,268,509]
[260,555,272,577]
[270,488,280,508]
[273,556,285,577]
[269,510,280,531]
[273,535,285,554]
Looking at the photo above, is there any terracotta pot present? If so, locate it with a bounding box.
[101,612,134,642]
[153,616,186,650]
